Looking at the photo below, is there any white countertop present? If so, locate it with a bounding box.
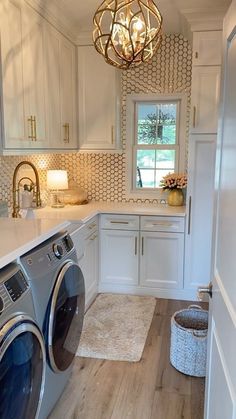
[0,218,70,269]
[33,201,186,223]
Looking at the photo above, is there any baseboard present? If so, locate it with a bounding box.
[98,283,198,301]
[85,286,98,311]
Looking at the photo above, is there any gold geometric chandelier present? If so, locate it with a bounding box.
[93,0,163,70]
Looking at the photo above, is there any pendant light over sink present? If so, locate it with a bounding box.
[93,0,163,70]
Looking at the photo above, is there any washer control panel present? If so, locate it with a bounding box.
[53,243,64,259]
[48,234,74,263]
[20,232,75,277]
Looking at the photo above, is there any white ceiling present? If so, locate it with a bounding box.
[50,0,231,35]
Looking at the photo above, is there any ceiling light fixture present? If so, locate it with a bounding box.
[93,0,163,70]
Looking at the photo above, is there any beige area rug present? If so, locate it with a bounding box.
[77,293,156,362]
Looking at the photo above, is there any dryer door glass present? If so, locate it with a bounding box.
[48,262,85,372]
[0,322,45,419]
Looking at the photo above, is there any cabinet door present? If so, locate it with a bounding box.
[0,0,27,148]
[185,135,216,289]
[60,37,77,149]
[190,66,221,134]
[100,230,139,286]
[22,2,48,147]
[192,31,222,66]
[83,232,99,308]
[44,26,77,149]
[44,24,61,148]
[140,232,184,289]
[78,46,119,150]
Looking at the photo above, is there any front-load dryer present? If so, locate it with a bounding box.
[0,263,46,419]
[20,232,85,419]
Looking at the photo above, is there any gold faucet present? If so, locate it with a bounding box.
[12,161,42,218]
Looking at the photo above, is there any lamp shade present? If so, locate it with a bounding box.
[47,170,68,190]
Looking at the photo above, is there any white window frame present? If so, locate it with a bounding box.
[125,93,187,200]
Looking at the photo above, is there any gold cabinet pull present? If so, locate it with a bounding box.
[110,220,129,225]
[88,222,97,229]
[28,116,34,140]
[195,51,198,59]
[28,116,37,141]
[188,196,192,235]
[193,106,197,128]
[63,123,70,143]
[141,237,144,256]
[134,236,137,255]
[111,125,114,145]
[32,116,37,141]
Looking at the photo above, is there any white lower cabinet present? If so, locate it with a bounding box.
[100,214,187,299]
[100,230,139,286]
[140,232,184,289]
[70,217,99,309]
[81,231,99,309]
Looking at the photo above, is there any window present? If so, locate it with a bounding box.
[126,93,187,199]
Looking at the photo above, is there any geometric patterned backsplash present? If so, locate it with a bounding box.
[0,35,192,209]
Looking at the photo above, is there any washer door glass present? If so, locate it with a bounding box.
[48,262,85,372]
[0,320,45,419]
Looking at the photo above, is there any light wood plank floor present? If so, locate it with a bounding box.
[49,299,206,419]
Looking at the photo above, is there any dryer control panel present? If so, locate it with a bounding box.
[0,265,29,315]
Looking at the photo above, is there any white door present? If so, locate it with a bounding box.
[205,1,236,418]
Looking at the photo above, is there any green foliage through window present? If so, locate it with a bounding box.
[135,101,178,189]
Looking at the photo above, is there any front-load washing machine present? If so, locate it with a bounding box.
[0,262,46,419]
[20,231,85,419]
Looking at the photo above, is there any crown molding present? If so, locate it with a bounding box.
[181,8,225,31]
[76,31,93,46]
[24,0,78,43]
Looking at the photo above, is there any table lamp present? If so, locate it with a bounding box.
[47,170,68,208]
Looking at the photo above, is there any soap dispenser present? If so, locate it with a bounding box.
[21,184,33,209]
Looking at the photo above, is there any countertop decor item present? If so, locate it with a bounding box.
[160,172,187,206]
[47,170,68,208]
[63,181,88,205]
[0,201,8,217]
[77,293,156,362]
[93,0,162,70]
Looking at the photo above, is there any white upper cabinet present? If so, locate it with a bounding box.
[192,31,222,66]
[0,0,77,153]
[44,24,77,149]
[190,66,221,134]
[59,37,77,149]
[0,0,29,149]
[22,2,48,147]
[44,25,61,148]
[78,46,120,150]
[190,30,222,135]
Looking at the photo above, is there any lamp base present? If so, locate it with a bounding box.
[49,191,65,208]
[51,202,65,209]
